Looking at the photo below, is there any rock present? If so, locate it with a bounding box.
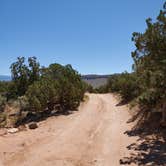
[28,122,38,129]
[7,128,19,134]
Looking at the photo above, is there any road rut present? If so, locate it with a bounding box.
[0,94,137,166]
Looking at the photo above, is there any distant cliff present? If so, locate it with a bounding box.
[0,74,110,87]
[0,75,11,81]
[82,75,111,88]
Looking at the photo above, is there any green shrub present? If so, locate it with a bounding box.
[42,63,85,110]
[0,94,6,112]
[0,58,86,126]
[0,113,7,127]
[26,63,86,113]
[105,73,140,101]
[26,79,59,112]
[10,56,40,97]
[131,3,166,114]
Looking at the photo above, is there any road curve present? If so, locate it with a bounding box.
[0,94,137,166]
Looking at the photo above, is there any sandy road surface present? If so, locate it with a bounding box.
[0,94,138,166]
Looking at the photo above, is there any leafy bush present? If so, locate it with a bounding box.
[10,56,40,97]
[117,73,140,101]
[0,81,10,94]
[131,3,166,113]
[96,3,166,124]
[26,79,59,113]
[0,112,6,127]
[0,95,6,112]
[42,63,85,110]
[84,84,94,93]
[107,74,122,92]
[0,57,86,127]
[25,63,86,114]
[105,73,140,101]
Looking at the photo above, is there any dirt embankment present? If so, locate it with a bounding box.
[0,94,165,166]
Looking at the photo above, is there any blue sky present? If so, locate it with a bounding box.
[0,0,165,75]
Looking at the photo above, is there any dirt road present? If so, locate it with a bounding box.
[0,94,138,166]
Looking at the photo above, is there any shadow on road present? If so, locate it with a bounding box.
[120,111,166,166]
[16,110,74,127]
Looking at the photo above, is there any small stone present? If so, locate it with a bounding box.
[7,128,19,134]
[28,122,38,129]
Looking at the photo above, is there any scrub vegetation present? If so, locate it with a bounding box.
[95,2,166,125]
[0,57,87,127]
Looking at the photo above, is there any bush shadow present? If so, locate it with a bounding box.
[15,109,75,127]
[120,110,166,165]
[116,100,128,106]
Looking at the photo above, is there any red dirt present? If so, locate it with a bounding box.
[0,94,138,166]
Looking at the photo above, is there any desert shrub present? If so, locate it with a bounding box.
[116,73,140,101]
[0,94,7,127]
[0,57,86,126]
[10,56,40,97]
[0,94,6,112]
[137,89,158,109]
[42,63,85,110]
[0,81,9,94]
[26,79,60,113]
[105,73,140,101]
[25,63,86,113]
[85,84,94,93]
[101,2,166,117]
[98,2,166,124]
[0,113,7,127]
[95,85,108,94]
[107,74,122,92]
[0,99,27,127]
[131,2,166,113]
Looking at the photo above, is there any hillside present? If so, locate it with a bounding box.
[0,75,11,81]
[82,75,111,88]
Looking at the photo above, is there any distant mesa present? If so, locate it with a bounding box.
[82,74,111,80]
[0,75,11,81]
[0,74,110,88]
[82,74,111,88]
